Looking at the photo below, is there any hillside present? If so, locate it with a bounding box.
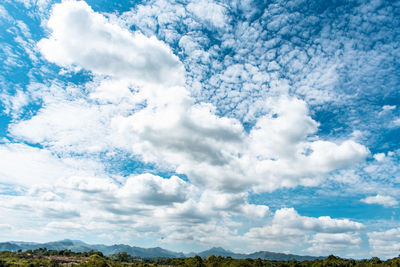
[0,240,323,261]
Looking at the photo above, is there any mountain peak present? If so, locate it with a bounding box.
[208,247,230,253]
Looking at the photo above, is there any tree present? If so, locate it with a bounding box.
[116,251,129,262]
[185,255,205,267]
[254,258,263,267]
[206,254,220,267]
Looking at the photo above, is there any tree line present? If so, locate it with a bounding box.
[1,250,400,266]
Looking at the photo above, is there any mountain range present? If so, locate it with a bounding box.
[0,240,324,261]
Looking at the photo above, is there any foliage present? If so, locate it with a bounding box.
[1,250,400,266]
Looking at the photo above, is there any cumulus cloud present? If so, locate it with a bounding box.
[187,0,228,28]
[272,208,364,233]
[361,194,398,207]
[38,0,184,86]
[373,153,386,162]
[113,93,368,193]
[306,233,362,255]
[243,208,363,253]
[368,228,400,259]
[118,174,191,206]
[0,171,271,250]
[57,174,194,215]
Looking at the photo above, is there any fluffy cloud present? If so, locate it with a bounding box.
[373,153,386,162]
[306,233,362,255]
[187,0,228,28]
[247,97,369,192]
[10,98,113,153]
[361,194,398,207]
[272,208,364,233]
[0,143,103,186]
[38,0,184,86]
[0,89,30,118]
[113,93,368,193]
[117,174,191,206]
[244,208,363,253]
[368,228,400,259]
[0,171,271,250]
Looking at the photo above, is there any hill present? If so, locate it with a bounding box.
[0,240,323,261]
[188,247,324,261]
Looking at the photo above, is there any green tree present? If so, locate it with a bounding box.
[254,258,263,267]
[185,256,205,267]
[206,254,220,267]
[79,254,108,267]
[116,251,129,262]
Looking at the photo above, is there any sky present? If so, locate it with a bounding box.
[0,0,399,260]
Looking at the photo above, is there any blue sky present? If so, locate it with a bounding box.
[0,0,399,259]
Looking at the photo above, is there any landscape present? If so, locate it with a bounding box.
[0,240,399,266]
[0,0,399,265]
[0,240,324,261]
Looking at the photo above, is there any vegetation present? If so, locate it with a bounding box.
[1,249,400,266]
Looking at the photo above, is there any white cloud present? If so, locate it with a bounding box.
[10,96,114,154]
[61,175,118,194]
[306,233,362,255]
[382,105,396,111]
[0,90,30,118]
[112,94,368,193]
[361,194,398,207]
[0,143,103,187]
[117,174,191,206]
[243,208,363,254]
[0,224,13,232]
[11,0,52,10]
[368,227,400,259]
[272,208,364,233]
[38,0,184,86]
[378,105,397,116]
[393,118,400,127]
[0,171,271,251]
[0,4,11,21]
[187,0,228,28]
[373,153,386,162]
[246,97,369,192]
[198,190,269,218]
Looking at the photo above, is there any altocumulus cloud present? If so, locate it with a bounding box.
[0,0,398,259]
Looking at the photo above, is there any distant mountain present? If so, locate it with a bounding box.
[0,242,21,252]
[246,251,325,261]
[89,243,185,258]
[0,240,323,261]
[188,247,325,261]
[7,239,92,253]
[187,247,237,258]
[0,240,184,258]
